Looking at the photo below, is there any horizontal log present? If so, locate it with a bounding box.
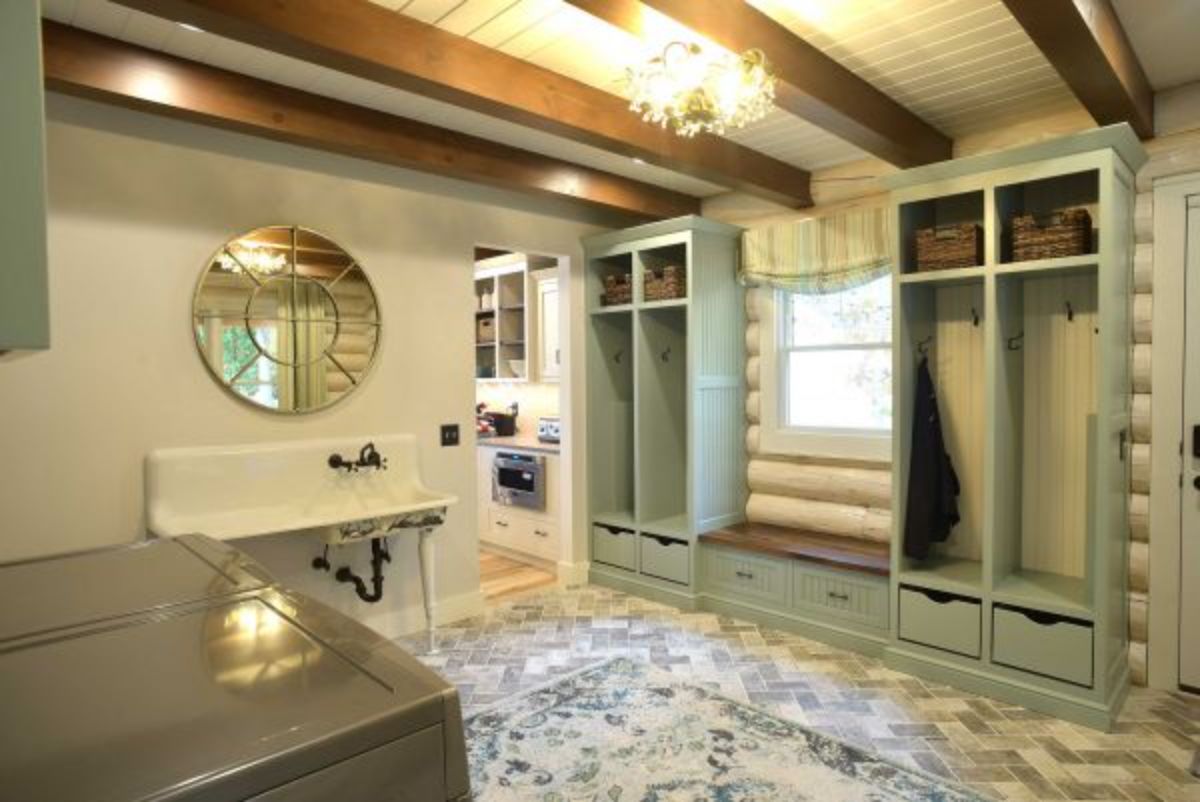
[1133,294,1153,344]
[746,356,761,392]
[1133,344,1152,393]
[1129,591,1147,642]
[746,424,760,454]
[1131,443,1150,494]
[1134,243,1153,293]
[326,372,353,392]
[746,391,761,425]
[1129,540,1148,593]
[1132,393,1151,443]
[1130,492,1149,543]
[1139,127,1200,192]
[748,459,892,509]
[1135,192,1153,244]
[746,288,765,323]
[747,492,891,542]
[745,322,761,357]
[1129,640,1146,686]
[329,352,371,372]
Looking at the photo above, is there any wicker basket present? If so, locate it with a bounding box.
[1012,208,1092,261]
[915,224,983,271]
[644,265,686,302]
[602,273,633,306]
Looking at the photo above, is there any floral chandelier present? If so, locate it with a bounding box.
[217,244,288,276]
[626,41,776,138]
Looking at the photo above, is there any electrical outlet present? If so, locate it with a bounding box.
[440,424,460,447]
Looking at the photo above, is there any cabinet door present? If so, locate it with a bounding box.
[537,279,560,380]
[1,0,49,350]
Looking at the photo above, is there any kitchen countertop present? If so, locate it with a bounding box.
[476,433,560,454]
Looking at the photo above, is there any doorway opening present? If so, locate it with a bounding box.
[471,245,569,605]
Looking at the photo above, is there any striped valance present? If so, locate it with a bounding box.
[740,205,893,294]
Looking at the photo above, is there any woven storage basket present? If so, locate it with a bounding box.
[1012,208,1092,261]
[644,265,686,301]
[602,273,633,306]
[915,224,982,271]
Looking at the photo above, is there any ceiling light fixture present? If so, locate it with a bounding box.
[177,22,204,32]
[217,245,288,276]
[626,41,775,138]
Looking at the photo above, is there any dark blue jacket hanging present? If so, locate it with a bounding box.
[903,356,961,560]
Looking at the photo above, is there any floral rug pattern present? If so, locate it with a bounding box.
[465,657,988,801]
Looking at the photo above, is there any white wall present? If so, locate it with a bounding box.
[0,94,603,636]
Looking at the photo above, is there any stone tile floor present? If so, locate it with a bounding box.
[396,585,1200,801]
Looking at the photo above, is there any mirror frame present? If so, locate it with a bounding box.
[191,225,382,414]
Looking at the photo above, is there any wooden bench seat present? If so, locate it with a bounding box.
[699,521,890,577]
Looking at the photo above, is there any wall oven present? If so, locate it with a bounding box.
[492,451,546,510]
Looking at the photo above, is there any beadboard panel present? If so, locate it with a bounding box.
[933,284,987,562]
[1019,274,1098,579]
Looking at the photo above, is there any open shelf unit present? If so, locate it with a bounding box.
[886,125,1146,728]
[585,216,744,598]
[473,253,556,382]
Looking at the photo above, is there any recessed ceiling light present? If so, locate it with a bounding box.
[632,157,647,165]
[177,22,204,32]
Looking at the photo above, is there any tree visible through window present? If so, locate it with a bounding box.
[779,274,892,434]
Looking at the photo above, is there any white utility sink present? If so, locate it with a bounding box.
[146,434,456,542]
[146,434,456,647]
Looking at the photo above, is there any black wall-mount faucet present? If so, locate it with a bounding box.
[328,441,388,473]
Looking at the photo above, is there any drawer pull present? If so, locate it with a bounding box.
[827,591,850,602]
[496,521,509,528]
[598,523,632,535]
[735,570,755,580]
[534,529,549,537]
[647,534,684,547]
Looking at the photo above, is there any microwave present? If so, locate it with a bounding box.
[492,451,546,511]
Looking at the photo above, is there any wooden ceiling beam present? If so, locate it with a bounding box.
[1001,0,1154,138]
[110,0,812,207]
[565,0,952,167]
[41,22,700,223]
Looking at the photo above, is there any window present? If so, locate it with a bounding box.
[759,274,892,460]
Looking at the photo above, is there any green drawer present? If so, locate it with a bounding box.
[701,545,788,607]
[898,585,981,658]
[592,523,636,572]
[791,564,888,630]
[639,533,690,585]
[992,604,1094,687]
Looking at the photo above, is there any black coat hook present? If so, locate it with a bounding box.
[916,335,933,356]
[970,306,980,327]
[1006,331,1025,351]
[661,346,671,362]
[1065,301,1075,322]
[614,348,623,364]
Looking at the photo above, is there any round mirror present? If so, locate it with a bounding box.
[193,226,380,413]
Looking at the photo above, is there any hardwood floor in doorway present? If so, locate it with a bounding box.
[480,550,556,602]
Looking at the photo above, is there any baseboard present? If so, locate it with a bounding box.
[699,594,890,657]
[589,567,699,610]
[360,589,486,639]
[885,645,1118,730]
[480,542,556,571]
[557,559,590,587]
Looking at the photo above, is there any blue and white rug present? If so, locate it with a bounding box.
[465,658,987,801]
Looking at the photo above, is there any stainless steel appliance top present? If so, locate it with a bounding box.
[0,535,469,802]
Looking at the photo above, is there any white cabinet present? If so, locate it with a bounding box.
[1,0,50,351]
[477,446,560,562]
[536,277,561,381]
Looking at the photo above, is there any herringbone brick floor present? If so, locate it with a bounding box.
[397,585,1200,801]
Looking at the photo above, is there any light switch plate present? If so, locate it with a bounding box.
[440,424,460,447]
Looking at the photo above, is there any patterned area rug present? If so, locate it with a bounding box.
[465,657,989,801]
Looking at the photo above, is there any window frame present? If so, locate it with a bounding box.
[757,286,893,462]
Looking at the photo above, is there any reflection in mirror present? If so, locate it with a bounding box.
[193,226,380,413]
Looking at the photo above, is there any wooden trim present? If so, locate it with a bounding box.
[40,23,699,222]
[111,0,813,207]
[701,522,891,577]
[1001,0,1154,139]
[565,0,951,167]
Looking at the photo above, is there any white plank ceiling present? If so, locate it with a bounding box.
[42,0,1096,199]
